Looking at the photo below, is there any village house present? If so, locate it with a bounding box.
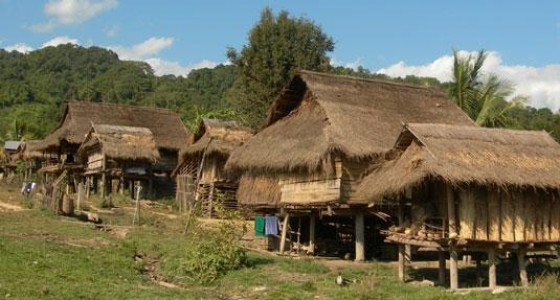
[174,118,253,216]
[78,123,160,201]
[226,70,475,259]
[36,100,190,210]
[353,123,560,289]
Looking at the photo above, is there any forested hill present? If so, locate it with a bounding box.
[0,44,238,140]
[1,44,560,142]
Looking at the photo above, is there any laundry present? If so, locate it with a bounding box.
[265,215,279,236]
[254,216,266,236]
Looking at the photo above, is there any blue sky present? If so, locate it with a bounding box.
[1,1,560,109]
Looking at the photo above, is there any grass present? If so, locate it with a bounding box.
[1,185,560,299]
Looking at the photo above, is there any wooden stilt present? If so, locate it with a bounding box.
[398,244,406,282]
[77,182,84,211]
[438,251,446,286]
[518,249,529,287]
[488,248,497,290]
[355,212,365,262]
[449,246,459,290]
[279,213,290,254]
[309,213,316,255]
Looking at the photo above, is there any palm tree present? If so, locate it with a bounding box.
[449,49,525,127]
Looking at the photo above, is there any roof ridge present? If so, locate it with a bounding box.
[297,69,446,94]
[67,99,178,114]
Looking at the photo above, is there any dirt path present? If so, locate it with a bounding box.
[0,200,25,212]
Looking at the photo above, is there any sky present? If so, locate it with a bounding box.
[1,0,559,110]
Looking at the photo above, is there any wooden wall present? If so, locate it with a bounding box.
[340,159,370,203]
[456,186,560,242]
[278,168,340,205]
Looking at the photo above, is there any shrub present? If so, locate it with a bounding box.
[163,213,248,284]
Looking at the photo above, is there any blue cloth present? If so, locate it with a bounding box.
[265,216,279,236]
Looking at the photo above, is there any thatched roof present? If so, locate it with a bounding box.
[4,141,21,152]
[226,70,474,173]
[40,100,190,152]
[183,118,252,159]
[353,123,560,203]
[78,124,160,162]
[16,140,44,160]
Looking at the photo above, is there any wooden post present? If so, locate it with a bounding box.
[207,183,214,218]
[518,249,529,287]
[309,213,316,255]
[398,244,406,282]
[355,212,365,262]
[447,186,457,238]
[279,213,290,254]
[438,250,446,286]
[488,248,497,290]
[101,154,107,201]
[77,182,84,211]
[449,246,459,290]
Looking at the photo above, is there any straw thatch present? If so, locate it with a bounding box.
[78,124,160,162]
[181,118,252,160]
[18,140,44,160]
[353,123,560,203]
[237,175,282,208]
[226,70,474,173]
[39,100,190,152]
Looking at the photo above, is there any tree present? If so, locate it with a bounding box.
[227,7,335,128]
[449,50,525,127]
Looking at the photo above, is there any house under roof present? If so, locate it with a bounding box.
[353,123,560,203]
[39,100,190,152]
[78,124,160,162]
[226,70,475,174]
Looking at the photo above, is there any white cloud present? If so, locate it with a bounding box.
[5,43,34,53]
[30,0,117,33]
[109,37,218,76]
[45,0,117,24]
[146,58,219,76]
[109,37,174,60]
[42,36,79,47]
[377,51,560,111]
[330,56,363,71]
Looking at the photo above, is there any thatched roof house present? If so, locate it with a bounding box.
[227,70,475,207]
[353,123,560,202]
[353,123,560,289]
[78,124,160,163]
[174,118,253,215]
[176,118,253,171]
[39,100,190,153]
[13,140,44,161]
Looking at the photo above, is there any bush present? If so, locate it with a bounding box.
[163,215,248,284]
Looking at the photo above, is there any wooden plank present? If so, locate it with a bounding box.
[514,193,526,242]
[501,192,515,242]
[551,194,560,241]
[488,191,501,241]
[474,188,488,240]
[458,188,475,239]
[524,190,537,241]
[447,186,458,238]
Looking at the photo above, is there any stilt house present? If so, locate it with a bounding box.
[354,123,560,289]
[78,124,160,199]
[174,118,252,216]
[36,100,190,209]
[226,70,475,259]
[14,140,44,180]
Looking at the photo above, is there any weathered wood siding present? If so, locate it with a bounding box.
[86,151,104,170]
[340,159,369,203]
[453,186,560,242]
